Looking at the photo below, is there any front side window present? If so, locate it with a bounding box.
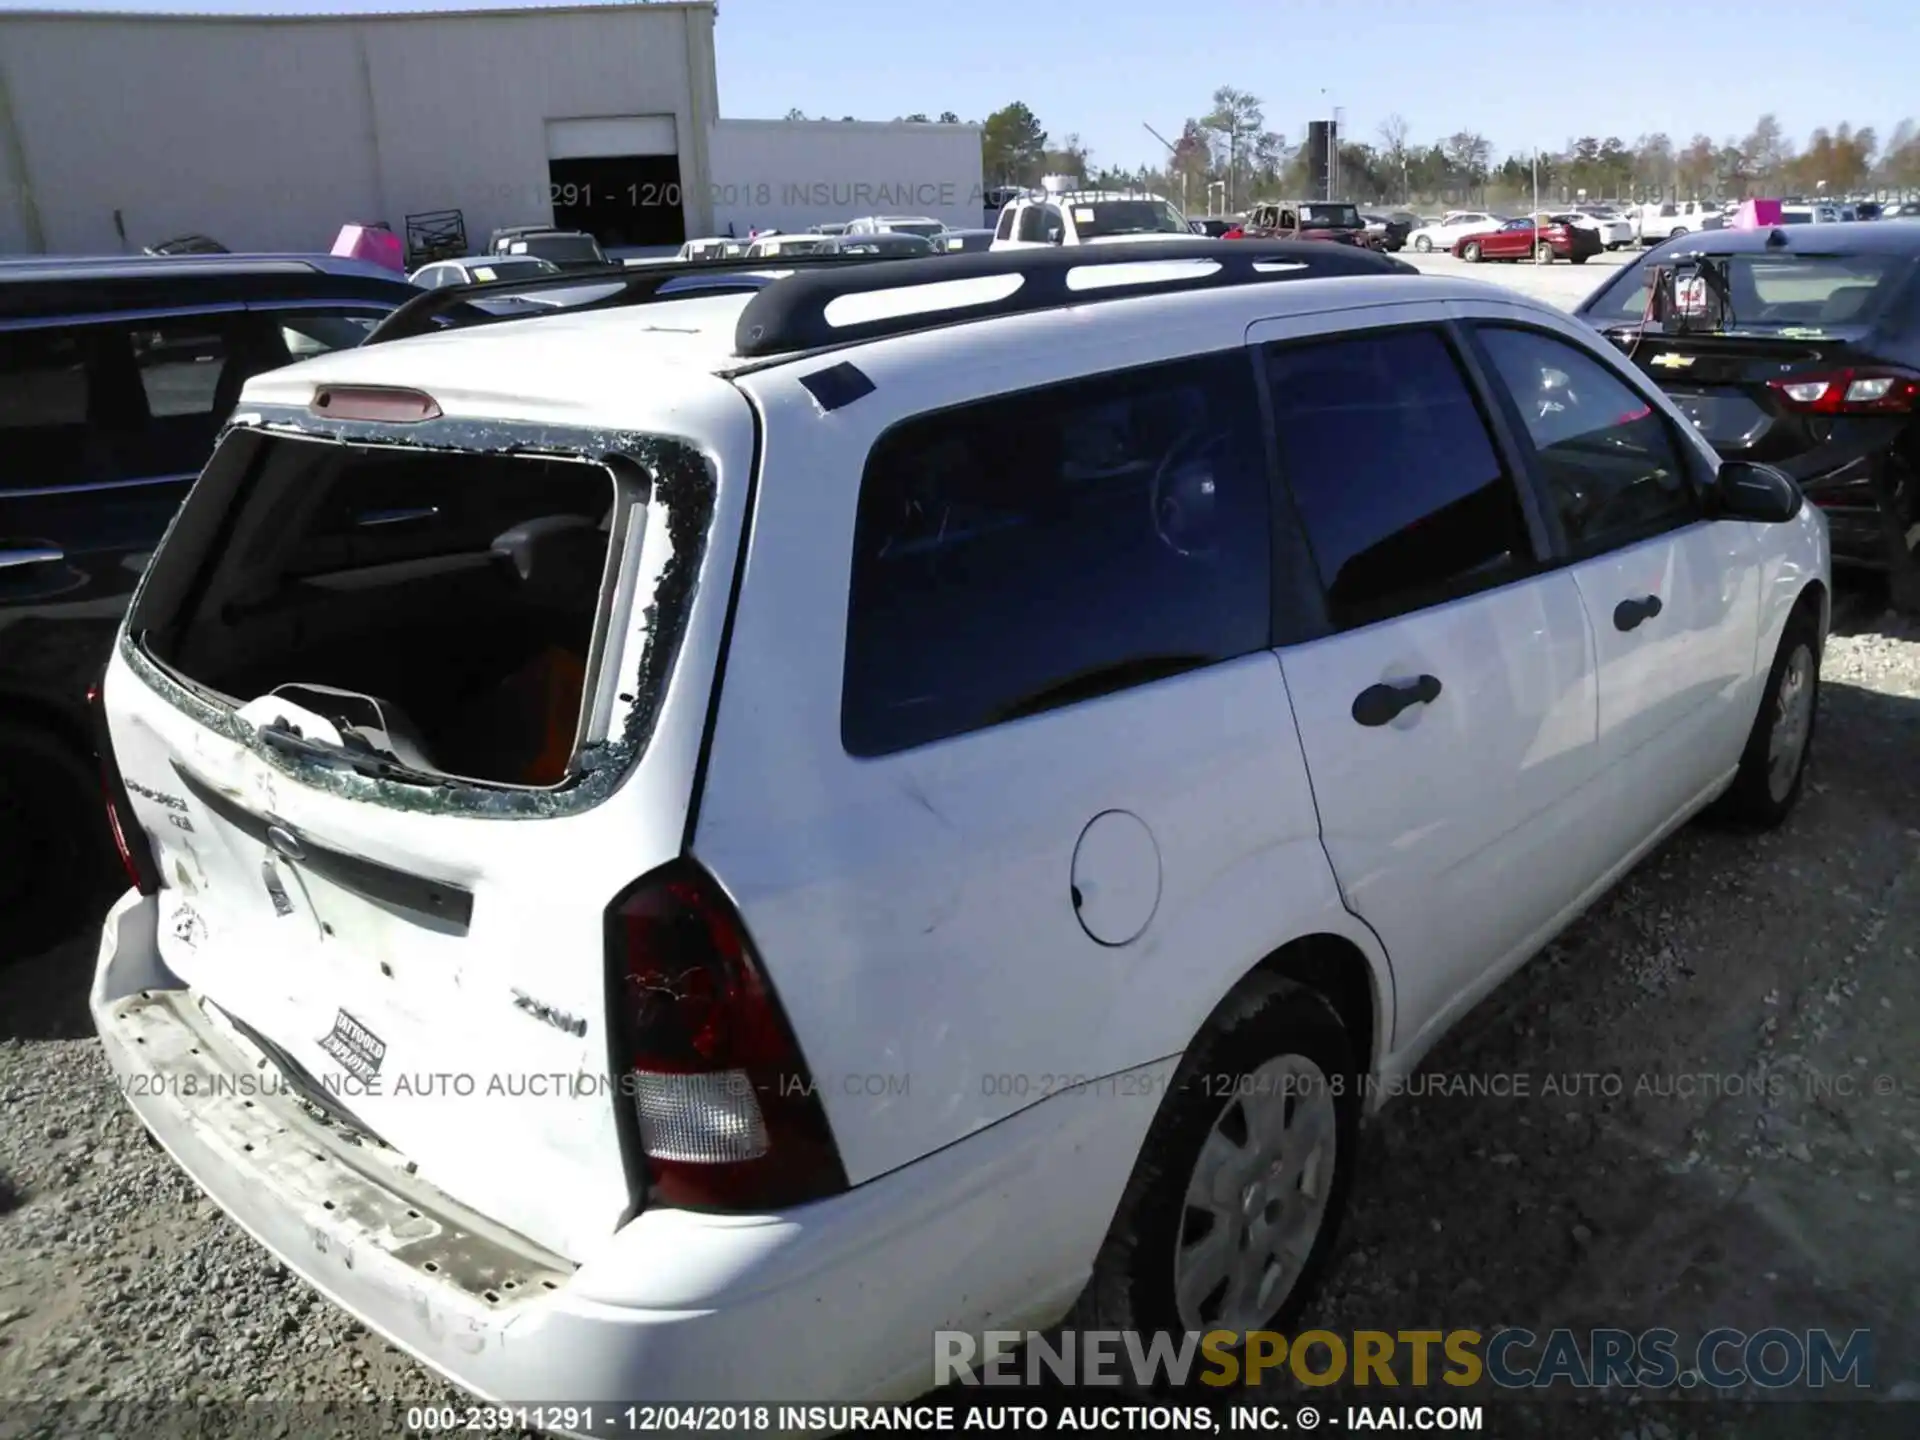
[1477,325,1698,555]
[995,207,1017,241]
[843,351,1273,757]
[0,327,96,489]
[1266,328,1533,629]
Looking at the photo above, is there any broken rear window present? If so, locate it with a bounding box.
[128,429,659,795]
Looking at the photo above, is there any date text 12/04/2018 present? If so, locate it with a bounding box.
[405,1404,1236,1433]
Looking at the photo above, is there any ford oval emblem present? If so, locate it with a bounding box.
[266,824,305,862]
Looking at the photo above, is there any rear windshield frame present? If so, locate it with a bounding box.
[1582,249,1916,332]
[120,410,718,819]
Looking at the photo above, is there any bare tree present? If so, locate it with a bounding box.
[1378,113,1412,203]
[1203,87,1268,211]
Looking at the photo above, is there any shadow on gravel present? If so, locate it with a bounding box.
[0,929,100,1044]
[0,1170,19,1216]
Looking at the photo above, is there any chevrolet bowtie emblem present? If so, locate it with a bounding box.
[1651,353,1695,369]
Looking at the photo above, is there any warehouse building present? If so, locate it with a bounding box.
[0,2,984,257]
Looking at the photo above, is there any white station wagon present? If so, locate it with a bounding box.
[91,241,1828,1416]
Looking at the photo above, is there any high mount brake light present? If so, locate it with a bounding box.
[310,386,442,423]
[88,682,160,895]
[608,862,847,1210]
[1768,369,1920,416]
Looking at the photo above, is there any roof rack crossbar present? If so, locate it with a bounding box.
[731,240,1415,359]
[360,251,910,347]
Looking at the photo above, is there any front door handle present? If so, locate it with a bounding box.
[0,545,65,571]
[1352,674,1443,727]
[1613,594,1664,632]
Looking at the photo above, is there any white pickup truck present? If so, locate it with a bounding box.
[1631,199,1723,244]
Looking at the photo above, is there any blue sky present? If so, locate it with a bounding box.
[8,0,1912,172]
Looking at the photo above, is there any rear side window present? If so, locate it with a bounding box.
[132,319,231,418]
[843,351,1272,757]
[1266,328,1533,629]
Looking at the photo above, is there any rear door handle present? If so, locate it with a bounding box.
[1352,674,1443,727]
[0,546,65,571]
[1613,594,1664,631]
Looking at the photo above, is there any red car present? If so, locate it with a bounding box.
[1452,214,1601,264]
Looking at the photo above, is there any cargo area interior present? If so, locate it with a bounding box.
[134,434,618,788]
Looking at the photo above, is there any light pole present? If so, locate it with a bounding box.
[1143,121,1187,216]
[1533,149,1544,265]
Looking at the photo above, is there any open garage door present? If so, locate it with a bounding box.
[546,116,687,249]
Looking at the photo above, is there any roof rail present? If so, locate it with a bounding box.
[730,239,1415,359]
[360,250,910,347]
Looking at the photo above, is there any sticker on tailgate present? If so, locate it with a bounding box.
[318,1009,387,1082]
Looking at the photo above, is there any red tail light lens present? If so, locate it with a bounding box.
[87,681,160,895]
[608,862,847,1211]
[1768,369,1920,415]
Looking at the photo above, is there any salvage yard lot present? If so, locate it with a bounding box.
[2,254,1918,1429]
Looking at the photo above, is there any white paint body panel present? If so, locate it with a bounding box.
[93,266,1830,1406]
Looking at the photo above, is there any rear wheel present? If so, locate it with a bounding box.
[1413,235,1432,253]
[1462,241,1482,262]
[0,720,117,964]
[1712,601,1820,828]
[1073,975,1360,1351]
[1535,242,1554,263]
[1670,226,1689,240]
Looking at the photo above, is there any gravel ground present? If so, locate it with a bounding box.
[4,592,1918,1436]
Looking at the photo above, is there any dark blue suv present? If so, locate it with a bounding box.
[1,254,418,959]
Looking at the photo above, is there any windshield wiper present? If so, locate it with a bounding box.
[256,721,453,788]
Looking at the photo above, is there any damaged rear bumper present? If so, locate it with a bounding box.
[89,889,1023,1416]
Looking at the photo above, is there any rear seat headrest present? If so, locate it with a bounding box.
[490,515,607,602]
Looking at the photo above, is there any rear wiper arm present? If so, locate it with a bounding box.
[256,721,452,788]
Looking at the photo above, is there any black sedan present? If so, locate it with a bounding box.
[1574,223,1920,584]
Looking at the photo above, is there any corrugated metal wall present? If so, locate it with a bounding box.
[0,5,717,255]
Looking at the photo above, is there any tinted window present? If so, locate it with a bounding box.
[0,328,99,490]
[1266,328,1532,628]
[0,329,88,431]
[1478,326,1698,554]
[1071,199,1190,238]
[843,352,1272,757]
[271,309,383,360]
[1015,206,1056,243]
[995,207,1017,241]
[132,320,229,418]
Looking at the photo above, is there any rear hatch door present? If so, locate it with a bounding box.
[103,340,757,1260]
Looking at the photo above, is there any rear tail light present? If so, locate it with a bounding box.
[607,861,847,1211]
[87,681,160,895]
[1767,369,1920,415]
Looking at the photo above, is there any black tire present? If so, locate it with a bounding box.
[1413,235,1432,253]
[1462,241,1482,263]
[1711,600,1821,829]
[1072,975,1360,1363]
[1535,242,1554,264]
[0,720,118,964]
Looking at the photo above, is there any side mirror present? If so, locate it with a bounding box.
[1713,461,1803,524]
